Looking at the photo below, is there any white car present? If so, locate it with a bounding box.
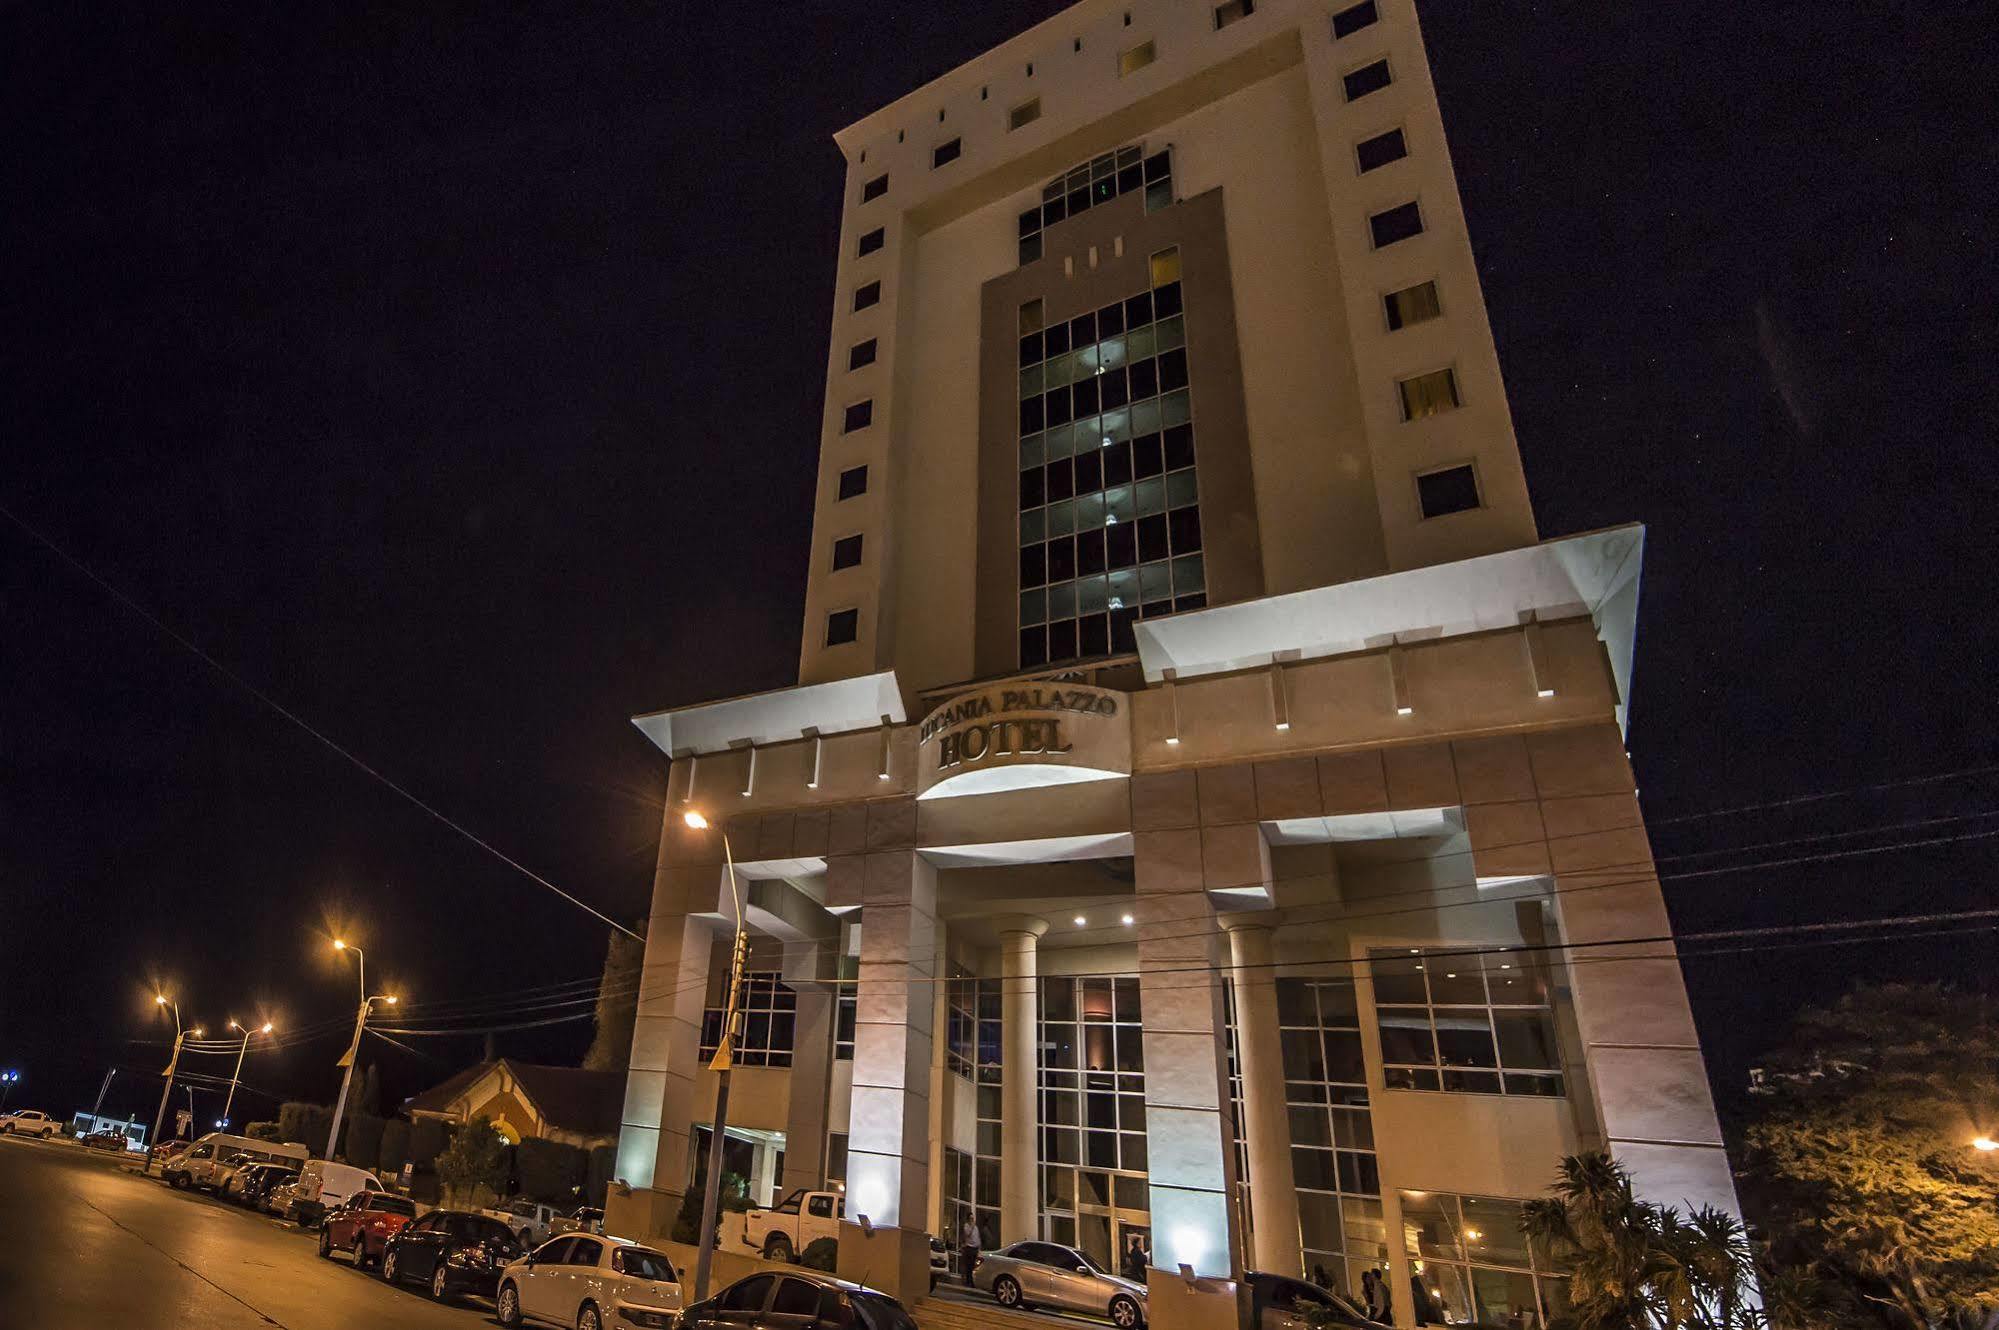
[0,1110,58,1139]
[498,1233,684,1330]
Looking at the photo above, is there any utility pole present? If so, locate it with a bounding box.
[221,1020,272,1130]
[145,997,200,1172]
[327,940,397,1160]
[684,810,748,1305]
[90,1068,117,1121]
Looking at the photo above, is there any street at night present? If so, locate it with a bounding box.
[0,1136,488,1330]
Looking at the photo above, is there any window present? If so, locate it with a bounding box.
[719,1276,774,1314]
[837,465,868,500]
[538,1237,577,1265]
[1039,977,1149,1248]
[569,1238,604,1266]
[831,534,863,570]
[933,137,962,168]
[825,1132,848,1186]
[825,609,859,647]
[1332,0,1379,39]
[835,957,857,1057]
[1355,127,1407,173]
[773,1279,822,1317]
[1214,0,1254,29]
[1016,264,1203,669]
[853,280,881,311]
[861,174,887,203]
[1016,143,1168,266]
[857,226,884,256]
[1343,58,1391,102]
[1368,200,1424,248]
[1368,949,1562,1095]
[1401,1190,1571,1326]
[807,1194,837,1219]
[700,972,799,1067]
[1417,464,1481,518]
[1397,367,1460,421]
[1010,98,1042,131]
[1384,280,1441,331]
[848,338,878,370]
[842,399,874,432]
[1118,41,1156,76]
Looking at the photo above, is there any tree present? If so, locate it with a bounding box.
[1518,1152,1765,1330]
[434,1113,510,1209]
[584,925,645,1073]
[586,1144,617,1208]
[244,1121,282,1142]
[343,1112,386,1170]
[357,1062,381,1117]
[1739,982,1999,1329]
[378,1119,411,1175]
[410,1117,451,1169]
[518,1137,589,1204]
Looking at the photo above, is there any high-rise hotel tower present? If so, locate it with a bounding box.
[607,2,1739,1326]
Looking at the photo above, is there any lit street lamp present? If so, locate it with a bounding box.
[220,1019,274,1130]
[0,1070,20,1113]
[326,940,397,1161]
[682,808,748,1304]
[145,997,203,1172]
[1973,1137,1998,1153]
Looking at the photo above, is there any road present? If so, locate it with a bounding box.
[0,1133,499,1329]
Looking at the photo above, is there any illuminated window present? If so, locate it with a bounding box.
[1213,0,1254,30]
[1332,0,1379,39]
[1038,976,1149,1249]
[933,137,962,168]
[836,465,868,500]
[857,226,884,257]
[698,972,796,1067]
[831,534,863,570]
[1368,201,1424,248]
[1355,127,1407,173]
[1368,949,1563,1095]
[1017,144,1169,266]
[1397,368,1460,422]
[1384,280,1441,331]
[1400,1190,1572,1327]
[1010,98,1042,132]
[825,1132,847,1186]
[853,280,881,311]
[1417,464,1481,519]
[848,338,877,370]
[1117,41,1156,77]
[834,957,857,1058]
[842,399,874,432]
[1148,246,1181,287]
[861,173,888,203]
[825,609,859,646]
[1343,58,1391,102]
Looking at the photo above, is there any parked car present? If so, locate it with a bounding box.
[285,1158,386,1225]
[209,1151,260,1195]
[973,1240,1148,1327]
[155,1138,194,1162]
[677,1269,917,1330]
[164,1132,309,1191]
[496,1233,683,1330]
[380,1209,526,1303]
[549,1205,604,1237]
[82,1128,132,1153]
[227,1162,299,1207]
[1244,1271,1374,1329]
[482,1198,563,1247]
[0,1110,58,1139]
[319,1191,419,1267]
[742,1187,844,1263]
[263,1178,302,1216]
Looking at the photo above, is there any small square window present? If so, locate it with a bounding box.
[933,137,962,169]
[853,280,881,311]
[1384,280,1441,331]
[1333,1,1379,39]
[832,534,864,570]
[1073,37,1083,53]
[1118,41,1156,77]
[1213,0,1254,30]
[849,338,878,371]
[843,399,875,432]
[1010,98,1042,131]
[1343,58,1391,102]
[1368,200,1424,248]
[861,173,888,203]
[1149,247,1181,287]
[837,465,868,500]
[857,226,885,257]
[1397,368,1460,421]
[1020,299,1045,334]
[825,609,860,646]
[1417,464,1481,519]
[1355,127,1407,173]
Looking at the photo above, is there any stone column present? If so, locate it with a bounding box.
[780,925,838,1197]
[834,826,937,1303]
[1225,920,1303,1277]
[996,915,1049,1244]
[1380,1187,1418,1329]
[925,921,950,1237]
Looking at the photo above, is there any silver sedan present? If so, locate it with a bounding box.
[973,1240,1148,1327]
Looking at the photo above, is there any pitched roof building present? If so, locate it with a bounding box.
[404,1059,624,1149]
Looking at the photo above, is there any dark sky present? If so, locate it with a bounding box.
[2,3,1994,1137]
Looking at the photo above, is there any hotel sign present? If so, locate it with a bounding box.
[916,682,1131,800]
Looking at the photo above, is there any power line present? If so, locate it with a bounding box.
[1647,762,1999,826]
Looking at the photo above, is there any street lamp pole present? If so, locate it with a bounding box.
[90,1068,117,1121]
[145,997,201,1172]
[686,809,749,1305]
[0,1071,19,1113]
[221,1020,273,1129]
[327,940,396,1160]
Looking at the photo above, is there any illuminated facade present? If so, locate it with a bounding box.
[607,2,1739,1326]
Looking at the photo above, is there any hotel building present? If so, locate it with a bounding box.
[605,1,1741,1325]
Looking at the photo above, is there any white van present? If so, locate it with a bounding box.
[165,1133,309,1191]
[285,1158,386,1225]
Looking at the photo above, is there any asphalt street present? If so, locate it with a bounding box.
[0,1133,499,1329]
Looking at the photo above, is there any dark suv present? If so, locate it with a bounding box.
[380,1209,525,1303]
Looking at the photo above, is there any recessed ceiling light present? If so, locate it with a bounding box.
[1074,915,1087,926]
[1121,913,1134,926]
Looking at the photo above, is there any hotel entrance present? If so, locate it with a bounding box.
[1072,1169,1149,1273]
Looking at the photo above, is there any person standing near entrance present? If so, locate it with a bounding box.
[1360,1268,1391,1322]
[1123,1234,1150,1283]
[959,1215,981,1287]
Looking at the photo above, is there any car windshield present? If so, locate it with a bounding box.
[373,1195,416,1216]
[615,1247,677,1282]
[852,1291,917,1330]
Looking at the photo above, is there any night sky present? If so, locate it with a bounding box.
[2,3,1993,1139]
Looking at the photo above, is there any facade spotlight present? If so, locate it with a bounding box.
[684,810,711,830]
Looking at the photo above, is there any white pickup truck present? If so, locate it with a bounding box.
[0,1110,58,1139]
[481,1199,562,1247]
[742,1188,844,1263]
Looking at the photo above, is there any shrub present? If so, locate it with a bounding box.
[586,1144,617,1207]
[244,1121,282,1143]
[435,1114,510,1209]
[410,1117,450,1169]
[519,1137,589,1204]
[343,1113,386,1169]
[801,1237,839,1272]
[378,1120,411,1176]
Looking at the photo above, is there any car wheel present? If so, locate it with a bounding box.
[170,1172,189,1190]
[1110,1294,1142,1328]
[577,1301,603,1330]
[430,1264,451,1302]
[1,1124,12,1134]
[763,1233,795,1264]
[318,1228,334,1259]
[496,1282,524,1328]
[350,1236,367,1267]
[994,1275,1023,1308]
[381,1250,400,1285]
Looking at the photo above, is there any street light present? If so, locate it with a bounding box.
[326,940,398,1161]
[145,995,199,1172]
[220,1019,275,1130]
[0,1070,19,1113]
[683,808,747,1304]
[1973,1137,1998,1152]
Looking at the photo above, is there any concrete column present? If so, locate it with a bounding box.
[835,845,937,1303]
[996,915,1049,1245]
[1380,1187,1418,1329]
[925,921,950,1237]
[780,926,838,1197]
[1225,920,1303,1277]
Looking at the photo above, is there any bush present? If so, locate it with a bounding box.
[378,1120,411,1176]
[244,1121,282,1143]
[435,1114,510,1209]
[519,1138,589,1205]
[410,1117,450,1169]
[586,1144,617,1208]
[801,1237,839,1272]
[343,1113,386,1169]
[277,1102,319,1146]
